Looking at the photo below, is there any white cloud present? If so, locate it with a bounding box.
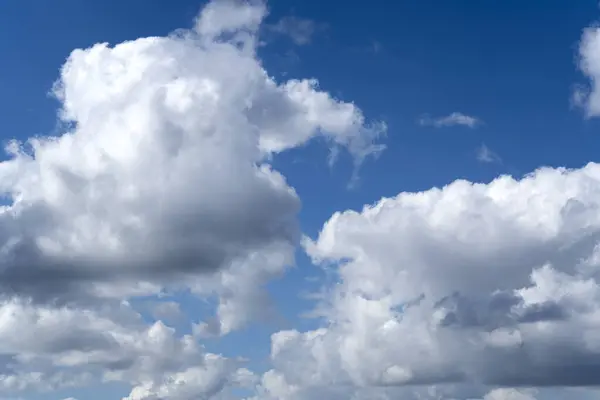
[252,378,545,400]
[122,360,256,400]
[0,0,383,312]
[575,25,600,117]
[194,0,266,43]
[0,298,254,396]
[8,1,600,399]
[261,162,600,397]
[419,112,482,128]
[0,0,385,397]
[476,144,502,163]
[484,388,538,400]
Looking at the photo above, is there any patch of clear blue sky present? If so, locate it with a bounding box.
[2,0,600,398]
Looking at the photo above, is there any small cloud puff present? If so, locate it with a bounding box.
[419,112,482,128]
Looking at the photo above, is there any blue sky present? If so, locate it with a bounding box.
[4,1,600,399]
[6,0,600,187]
[4,0,600,214]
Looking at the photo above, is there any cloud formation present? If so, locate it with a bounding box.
[575,25,600,116]
[0,0,384,397]
[0,0,383,304]
[250,18,600,399]
[3,1,600,399]
[419,112,482,128]
[477,143,502,163]
[261,162,600,397]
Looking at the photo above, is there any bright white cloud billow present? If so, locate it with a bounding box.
[0,0,383,309]
[260,162,600,398]
[0,0,385,398]
[247,18,600,396]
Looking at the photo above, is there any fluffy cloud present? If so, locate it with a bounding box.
[0,298,255,397]
[252,17,600,397]
[122,360,256,400]
[0,0,384,397]
[418,112,481,128]
[262,162,600,397]
[0,0,382,310]
[6,0,600,398]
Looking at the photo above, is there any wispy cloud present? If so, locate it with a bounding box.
[371,40,383,54]
[574,25,600,117]
[418,112,482,128]
[269,16,324,45]
[476,143,502,163]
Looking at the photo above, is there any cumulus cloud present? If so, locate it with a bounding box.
[0,297,253,397]
[194,0,266,42]
[261,162,600,397]
[122,359,256,400]
[0,0,383,305]
[419,112,482,128]
[0,0,385,397]
[9,1,600,399]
